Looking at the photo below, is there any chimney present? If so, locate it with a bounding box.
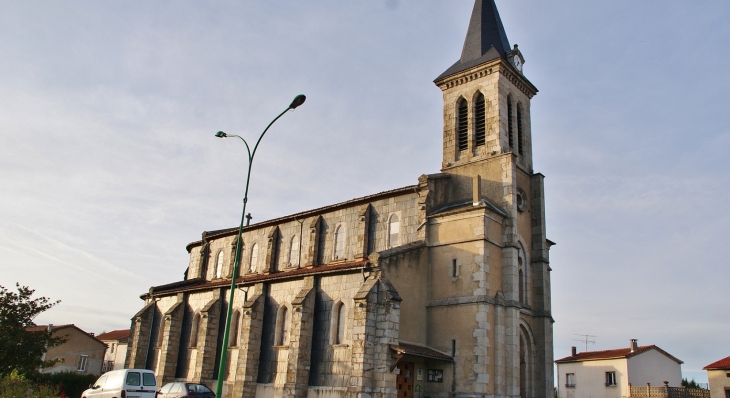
[571,346,577,356]
[630,339,638,352]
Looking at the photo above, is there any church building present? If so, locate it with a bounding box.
[125,1,555,397]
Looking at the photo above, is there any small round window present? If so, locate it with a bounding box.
[516,189,528,212]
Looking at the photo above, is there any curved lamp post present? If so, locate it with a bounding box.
[214,94,306,398]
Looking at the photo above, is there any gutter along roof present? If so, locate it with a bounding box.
[146,259,371,298]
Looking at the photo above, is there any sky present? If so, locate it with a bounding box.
[1,0,728,384]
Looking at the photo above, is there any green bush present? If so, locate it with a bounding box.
[33,372,98,398]
[0,371,61,398]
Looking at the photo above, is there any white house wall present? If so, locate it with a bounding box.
[556,359,629,398]
[627,349,682,387]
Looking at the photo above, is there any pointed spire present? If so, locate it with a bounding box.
[461,0,510,62]
[435,0,511,81]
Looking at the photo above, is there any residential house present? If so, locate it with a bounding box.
[704,356,730,398]
[97,329,130,373]
[555,339,683,398]
[29,324,107,376]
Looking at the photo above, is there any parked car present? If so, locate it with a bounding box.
[81,369,158,398]
[157,382,215,398]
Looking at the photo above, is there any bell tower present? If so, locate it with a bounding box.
[431,2,554,398]
[434,0,537,173]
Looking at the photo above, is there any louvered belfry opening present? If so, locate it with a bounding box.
[507,95,514,149]
[517,103,524,155]
[475,93,486,147]
[457,99,469,152]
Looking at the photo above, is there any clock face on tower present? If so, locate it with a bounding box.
[513,56,523,72]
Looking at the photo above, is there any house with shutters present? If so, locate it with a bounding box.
[125,1,555,398]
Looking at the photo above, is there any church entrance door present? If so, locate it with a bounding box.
[396,362,414,398]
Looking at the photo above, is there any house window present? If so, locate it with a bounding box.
[77,355,89,372]
[334,226,345,260]
[229,310,240,347]
[517,103,524,155]
[452,259,458,278]
[289,235,300,266]
[388,215,400,248]
[190,313,201,347]
[474,93,486,148]
[605,371,617,386]
[335,302,346,344]
[110,343,115,353]
[249,244,259,273]
[457,98,469,152]
[277,306,290,346]
[566,373,575,388]
[215,250,224,278]
[507,95,514,150]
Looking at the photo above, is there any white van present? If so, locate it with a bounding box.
[81,369,158,398]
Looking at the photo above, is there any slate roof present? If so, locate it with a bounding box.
[96,329,131,342]
[435,0,511,81]
[555,345,683,365]
[704,355,730,370]
[186,185,419,251]
[390,342,453,362]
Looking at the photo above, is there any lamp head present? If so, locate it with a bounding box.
[215,131,227,138]
[289,94,306,110]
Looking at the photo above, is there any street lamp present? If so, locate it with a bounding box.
[213,94,306,398]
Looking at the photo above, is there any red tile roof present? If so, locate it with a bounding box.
[26,324,107,346]
[96,329,130,342]
[555,345,683,364]
[704,355,730,370]
[26,324,73,332]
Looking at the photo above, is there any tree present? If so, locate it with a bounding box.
[682,378,701,389]
[0,284,64,376]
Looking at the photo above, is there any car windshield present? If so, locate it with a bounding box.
[186,384,212,393]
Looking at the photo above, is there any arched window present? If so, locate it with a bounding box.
[335,302,346,344]
[474,93,486,148]
[156,318,166,348]
[288,235,300,267]
[334,226,345,260]
[249,244,259,273]
[215,251,224,279]
[277,306,290,346]
[518,248,527,304]
[388,215,400,248]
[190,313,201,347]
[507,95,515,150]
[457,99,469,152]
[229,310,240,347]
[517,103,524,155]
